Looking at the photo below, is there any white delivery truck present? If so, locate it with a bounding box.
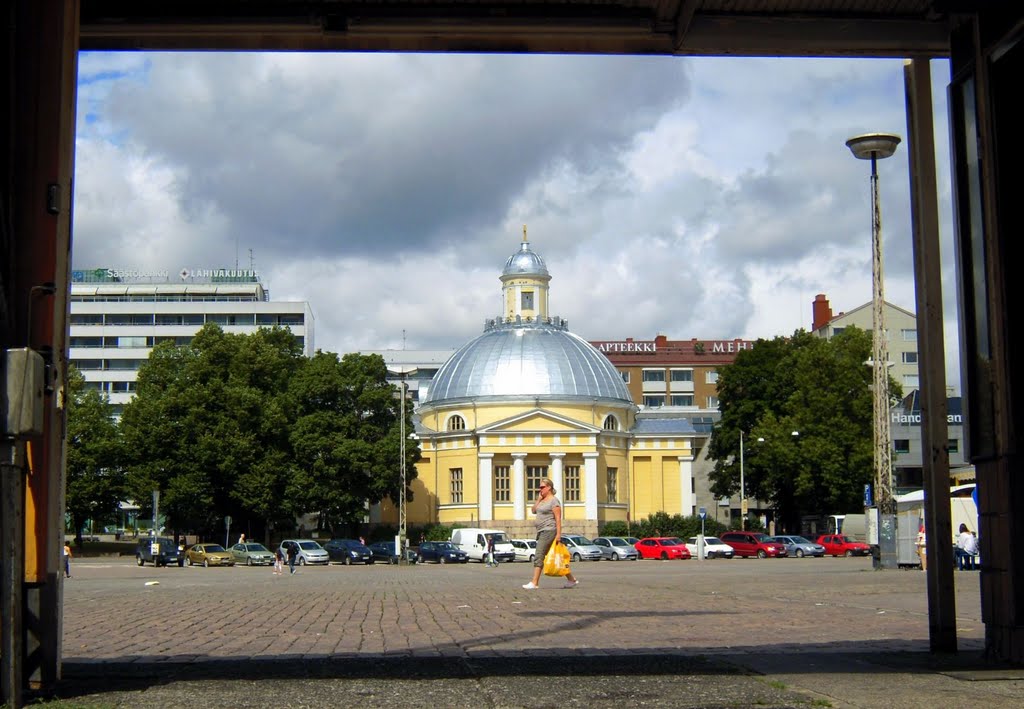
[450,528,516,563]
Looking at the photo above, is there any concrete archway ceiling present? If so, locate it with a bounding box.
[79,1,950,56]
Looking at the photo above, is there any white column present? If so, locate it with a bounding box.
[583,452,599,520]
[512,453,527,521]
[477,453,494,522]
[549,453,564,499]
[678,455,695,516]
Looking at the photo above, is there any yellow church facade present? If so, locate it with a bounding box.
[392,235,698,538]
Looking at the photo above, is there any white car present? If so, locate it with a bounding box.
[278,539,330,566]
[511,538,537,563]
[685,536,735,559]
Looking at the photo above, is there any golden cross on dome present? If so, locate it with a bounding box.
[522,224,528,242]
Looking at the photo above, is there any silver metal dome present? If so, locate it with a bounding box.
[502,241,549,277]
[421,320,632,405]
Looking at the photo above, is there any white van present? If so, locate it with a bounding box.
[450,528,516,563]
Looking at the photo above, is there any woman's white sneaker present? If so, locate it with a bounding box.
[522,582,538,589]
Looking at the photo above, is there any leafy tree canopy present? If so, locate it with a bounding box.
[65,366,124,544]
[707,328,900,533]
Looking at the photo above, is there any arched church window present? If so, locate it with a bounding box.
[603,415,619,431]
[448,415,466,431]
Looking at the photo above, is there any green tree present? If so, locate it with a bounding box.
[119,324,303,539]
[708,328,899,533]
[288,352,420,533]
[65,366,124,544]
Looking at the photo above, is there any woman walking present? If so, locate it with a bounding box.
[522,477,578,590]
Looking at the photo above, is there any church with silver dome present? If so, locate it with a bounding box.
[404,233,698,537]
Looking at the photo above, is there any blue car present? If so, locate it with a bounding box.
[767,535,826,558]
[323,538,374,565]
[417,541,469,564]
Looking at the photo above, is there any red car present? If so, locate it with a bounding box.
[718,531,788,558]
[816,534,872,557]
[635,537,692,560]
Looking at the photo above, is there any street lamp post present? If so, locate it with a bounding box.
[739,431,747,530]
[388,365,418,565]
[846,132,901,570]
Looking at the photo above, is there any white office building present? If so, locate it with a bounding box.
[69,268,314,415]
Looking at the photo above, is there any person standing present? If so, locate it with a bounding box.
[273,547,284,575]
[286,542,298,574]
[957,523,976,570]
[63,541,73,578]
[916,523,927,571]
[486,534,496,567]
[238,533,246,545]
[522,477,578,590]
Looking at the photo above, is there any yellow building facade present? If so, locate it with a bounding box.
[398,235,699,538]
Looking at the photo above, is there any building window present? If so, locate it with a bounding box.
[75,359,102,370]
[526,466,547,498]
[903,352,919,364]
[620,371,630,384]
[707,396,720,408]
[832,327,845,336]
[643,395,665,407]
[448,415,466,431]
[110,381,137,393]
[670,395,694,406]
[494,466,510,502]
[948,438,960,453]
[902,329,917,341]
[903,375,920,388]
[894,439,910,454]
[69,336,102,348]
[521,291,534,310]
[450,469,463,504]
[564,466,580,502]
[706,371,719,384]
[69,314,103,325]
[118,336,150,348]
[602,415,619,431]
[670,369,693,382]
[642,369,665,382]
[607,467,618,503]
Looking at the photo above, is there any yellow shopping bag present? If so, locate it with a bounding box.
[543,542,571,577]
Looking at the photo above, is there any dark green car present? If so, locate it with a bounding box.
[136,537,183,567]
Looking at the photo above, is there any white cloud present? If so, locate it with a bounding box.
[72,52,961,390]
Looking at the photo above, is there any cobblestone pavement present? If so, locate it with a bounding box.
[50,556,1024,708]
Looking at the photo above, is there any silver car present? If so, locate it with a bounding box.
[560,534,604,562]
[278,539,330,566]
[767,535,826,558]
[231,542,275,566]
[592,536,639,561]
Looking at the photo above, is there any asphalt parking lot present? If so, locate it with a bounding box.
[53,556,1024,708]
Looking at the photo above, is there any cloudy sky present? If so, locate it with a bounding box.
[73,52,961,389]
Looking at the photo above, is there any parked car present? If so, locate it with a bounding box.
[684,536,735,559]
[559,535,604,562]
[816,534,872,557]
[368,541,418,565]
[135,536,183,567]
[592,536,639,561]
[230,542,275,566]
[635,537,692,560]
[511,538,538,563]
[278,539,330,566]
[184,543,235,567]
[767,535,825,558]
[718,532,788,558]
[417,541,469,564]
[624,536,640,546]
[323,538,375,565]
